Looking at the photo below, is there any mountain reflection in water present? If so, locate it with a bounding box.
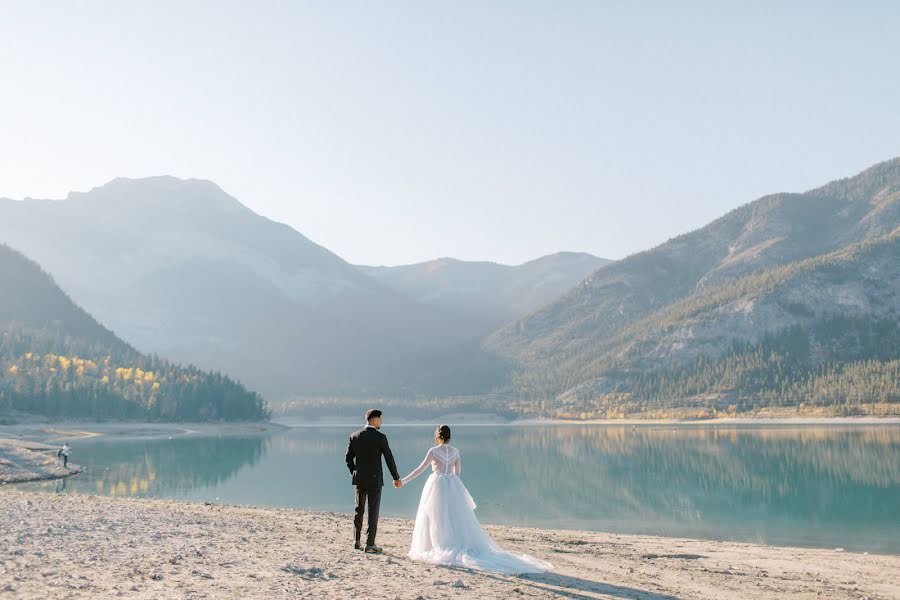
[22,425,900,554]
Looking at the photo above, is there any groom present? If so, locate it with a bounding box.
[345,409,402,553]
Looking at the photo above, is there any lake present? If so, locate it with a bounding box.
[20,424,900,554]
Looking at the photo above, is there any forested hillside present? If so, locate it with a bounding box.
[0,244,268,421]
[487,158,900,418]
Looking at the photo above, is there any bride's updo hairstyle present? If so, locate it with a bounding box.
[435,425,451,444]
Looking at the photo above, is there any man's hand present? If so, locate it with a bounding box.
[393,479,403,489]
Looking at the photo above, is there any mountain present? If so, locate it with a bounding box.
[486,158,900,417]
[0,242,127,354]
[8,160,895,418]
[0,177,502,400]
[359,253,609,332]
[0,244,268,421]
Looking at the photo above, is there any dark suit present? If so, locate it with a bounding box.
[345,425,400,547]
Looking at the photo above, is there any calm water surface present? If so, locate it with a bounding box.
[20,425,900,554]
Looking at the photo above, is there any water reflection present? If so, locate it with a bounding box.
[20,425,900,553]
[23,434,268,498]
[464,426,900,552]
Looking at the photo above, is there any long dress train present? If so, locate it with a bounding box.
[401,444,552,575]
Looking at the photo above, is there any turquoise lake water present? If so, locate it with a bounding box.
[20,424,900,554]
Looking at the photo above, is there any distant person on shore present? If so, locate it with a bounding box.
[61,443,70,468]
[345,409,402,554]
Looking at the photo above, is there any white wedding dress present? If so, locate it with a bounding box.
[401,444,552,574]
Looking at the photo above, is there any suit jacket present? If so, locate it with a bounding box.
[345,426,400,489]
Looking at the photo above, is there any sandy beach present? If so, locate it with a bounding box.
[1,489,897,600]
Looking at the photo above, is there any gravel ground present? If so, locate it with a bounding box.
[1,489,897,599]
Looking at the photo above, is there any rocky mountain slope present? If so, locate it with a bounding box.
[486,158,900,416]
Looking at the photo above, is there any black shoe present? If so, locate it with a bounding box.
[364,545,382,554]
[354,541,361,550]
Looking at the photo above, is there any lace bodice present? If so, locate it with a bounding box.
[402,445,461,483]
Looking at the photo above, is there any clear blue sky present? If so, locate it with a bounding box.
[1,1,898,266]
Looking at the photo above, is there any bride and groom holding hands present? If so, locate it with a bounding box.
[345,409,552,575]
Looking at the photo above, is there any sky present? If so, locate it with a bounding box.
[1,1,898,267]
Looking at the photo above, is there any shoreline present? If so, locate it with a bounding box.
[0,421,283,484]
[2,414,898,434]
[525,415,900,426]
[3,417,896,484]
[274,415,900,426]
[0,438,83,484]
[0,420,286,442]
[2,490,897,599]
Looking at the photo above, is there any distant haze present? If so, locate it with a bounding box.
[2,2,899,266]
[0,176,606,400]
[1,159,897,414]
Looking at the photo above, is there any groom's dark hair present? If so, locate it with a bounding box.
[365,409,382,422]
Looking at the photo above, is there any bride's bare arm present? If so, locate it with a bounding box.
[453,451,461,476]
[401,448,433,484]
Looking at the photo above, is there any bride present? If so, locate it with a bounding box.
[399,425,552,574]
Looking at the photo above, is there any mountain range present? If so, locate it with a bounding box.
[359,253,609,332]
[1,158,897,418]
[0,177,603,401]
